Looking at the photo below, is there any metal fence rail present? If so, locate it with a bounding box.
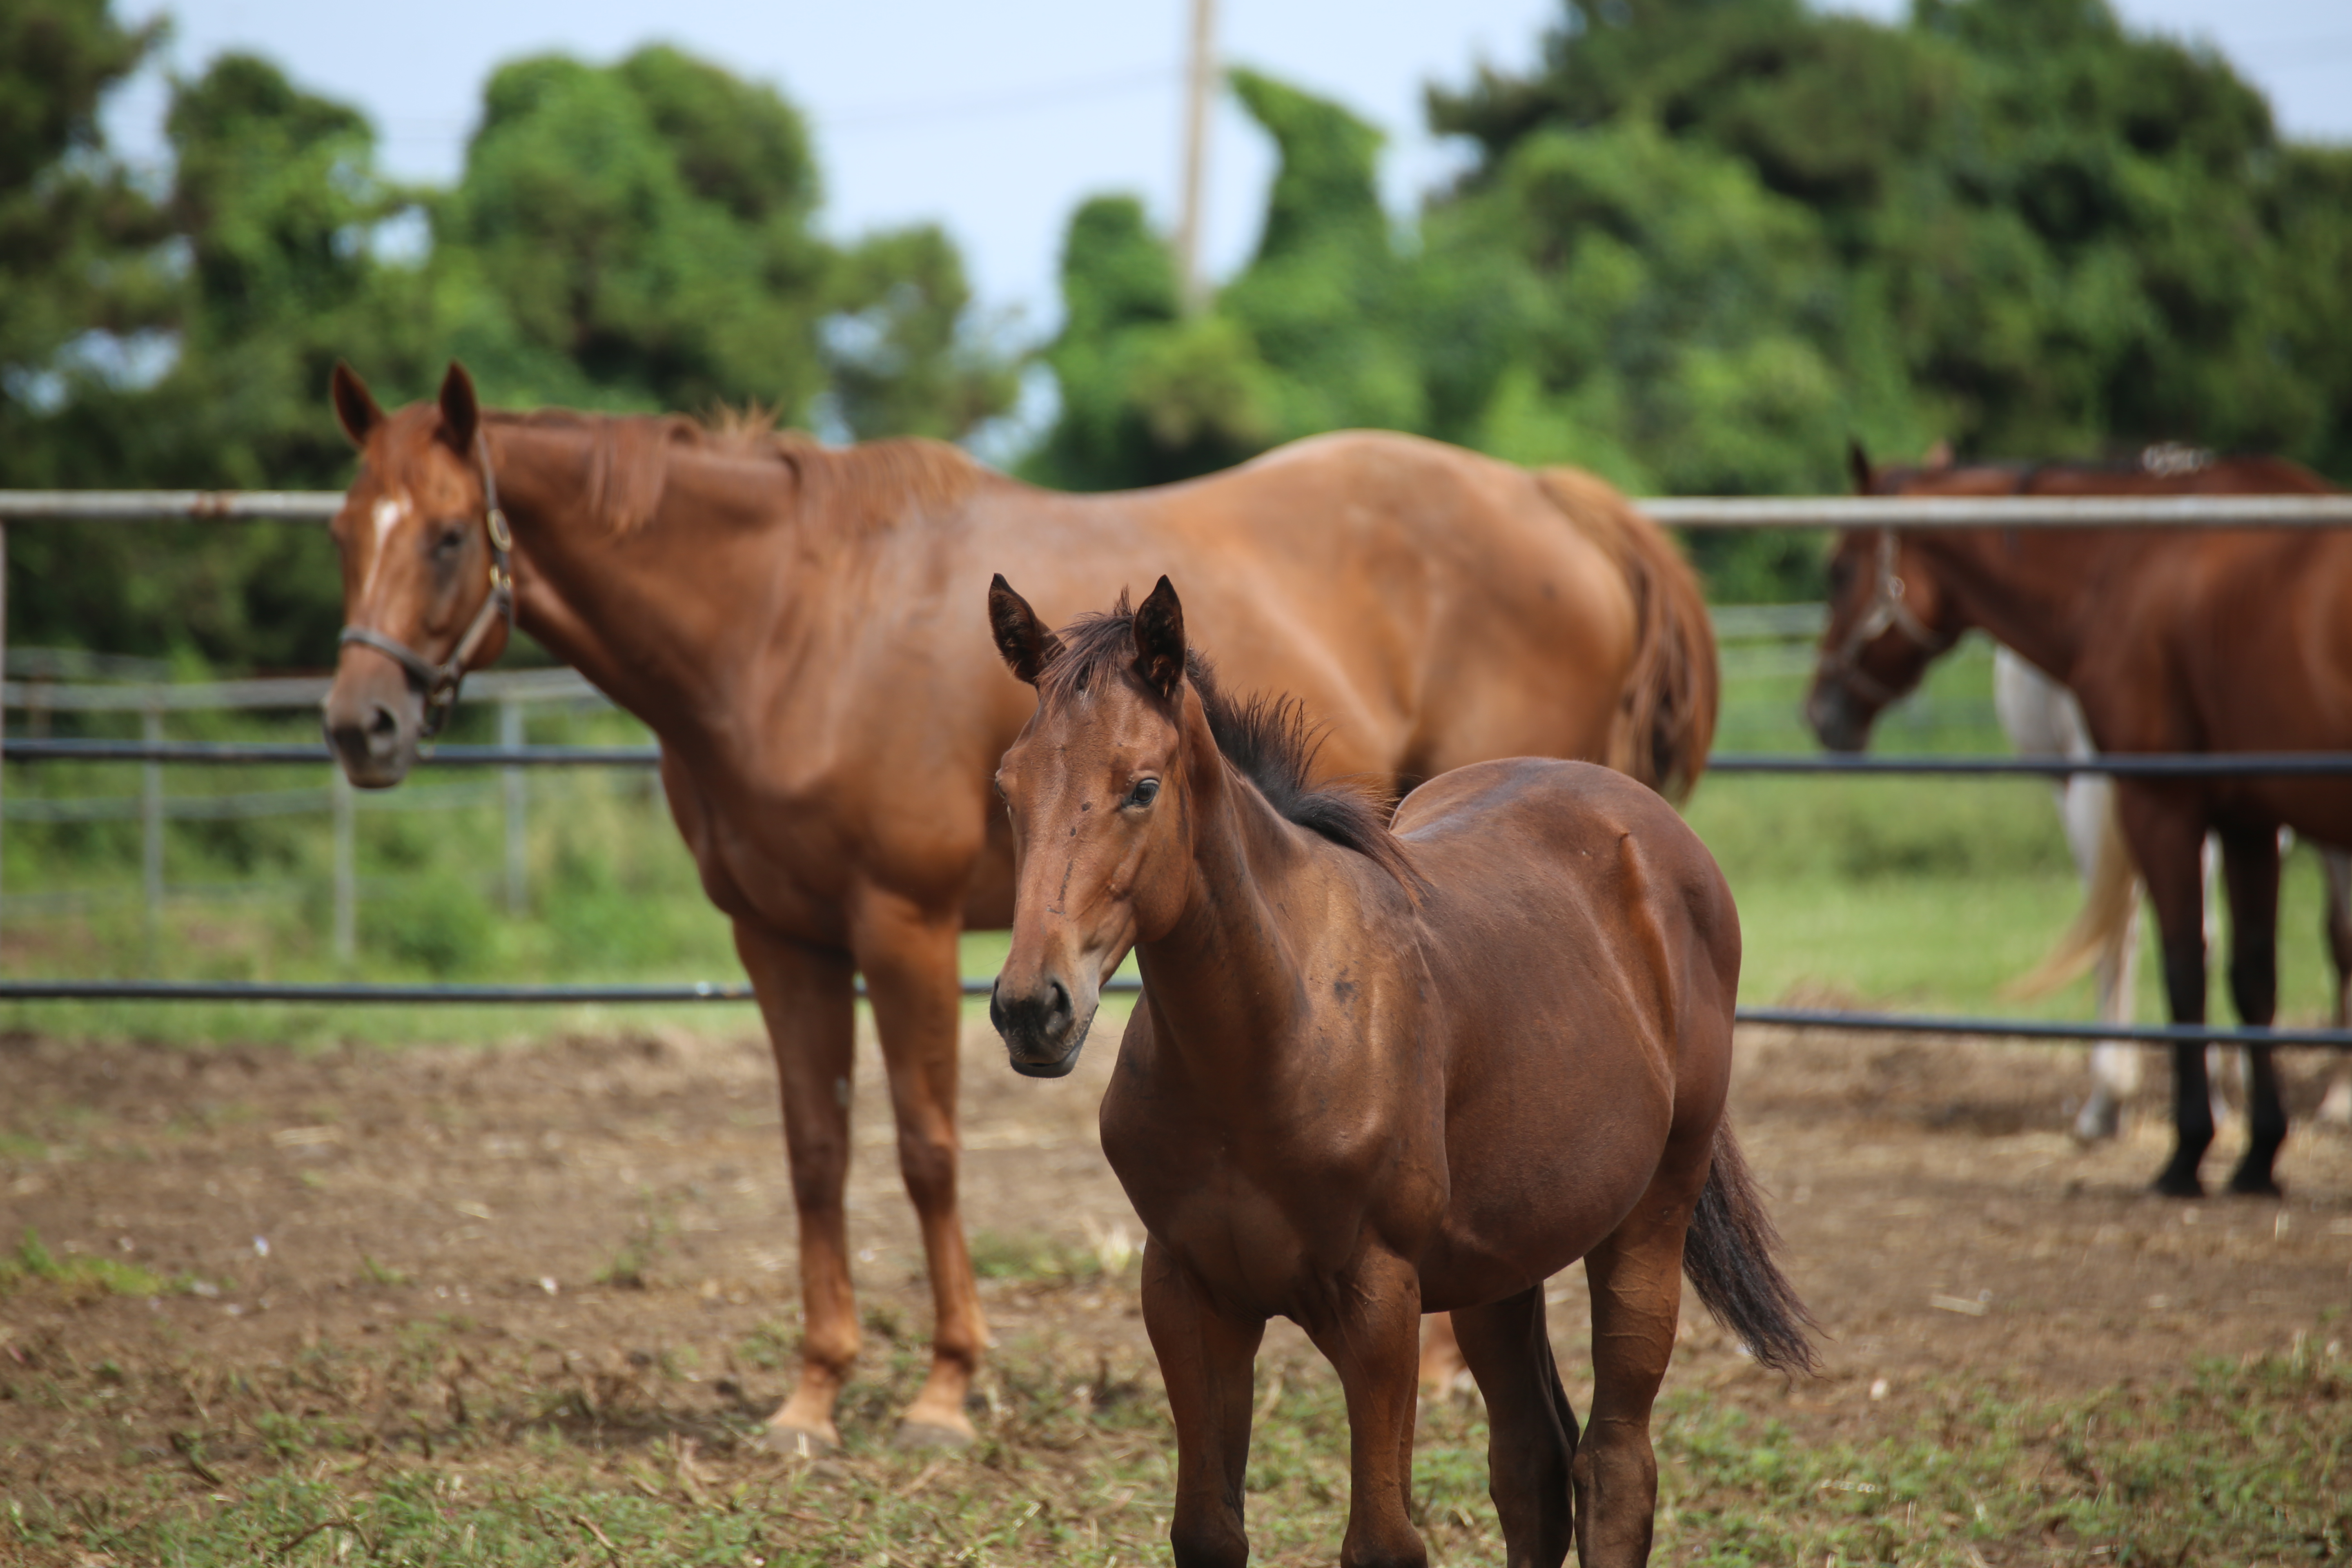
[14,739,2352,777]
[8,490,2352,529]
[5,484,2350,1040]
[2,976,2346,1050]
[7,739,663,766]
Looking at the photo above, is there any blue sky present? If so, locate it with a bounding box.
[104,0,2352,343]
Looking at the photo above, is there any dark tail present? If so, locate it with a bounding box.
[1682,1123,1818,1375]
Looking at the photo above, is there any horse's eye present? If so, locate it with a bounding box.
[1828,559,1853,594]
[432,524,466,557]
[1126,779,1160,808]
[993,775,1008,802]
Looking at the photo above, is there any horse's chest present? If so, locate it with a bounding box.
[1102,1087,1437,1314]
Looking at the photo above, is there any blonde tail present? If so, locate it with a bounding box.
[2005,791,2140,1000]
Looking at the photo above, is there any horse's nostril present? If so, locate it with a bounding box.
[366,702,399,739]
[1047,978,1070,1021]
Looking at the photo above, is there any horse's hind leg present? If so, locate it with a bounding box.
[1452,1285,1577,1568]
[1576,1165,1706,1567]
[2218,827,2285,1195]
[2317,850,2352,1127]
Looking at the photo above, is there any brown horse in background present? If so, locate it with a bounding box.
[986,577,1809,1568]
[1807,445,2350,1197]
[318,362,1717,1452]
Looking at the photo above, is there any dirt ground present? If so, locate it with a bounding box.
[3,1014,2350,1530]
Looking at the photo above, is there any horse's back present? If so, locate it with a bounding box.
[1392,756,1739,1062]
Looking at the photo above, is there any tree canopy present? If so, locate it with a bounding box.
[1032,0,2352,598]
[1,12,1017,665]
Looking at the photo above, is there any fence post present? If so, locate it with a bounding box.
[0,519,7,973]
[501,698,527,915]
[332,767,355,964]
[141,701,163,972]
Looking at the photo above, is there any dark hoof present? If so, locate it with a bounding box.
[2225,1166,2284,1198]
[2152,1165,2205,1199]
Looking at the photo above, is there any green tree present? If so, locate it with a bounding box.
[0,0,174,479]
[6,26,1020,668]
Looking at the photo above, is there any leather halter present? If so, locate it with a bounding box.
[337,431,514,738]
[1814,528,1958,709]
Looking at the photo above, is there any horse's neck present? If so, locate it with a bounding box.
[489,421,803,736]
[1915,530,2129,686]
[1134,721,1331,1077]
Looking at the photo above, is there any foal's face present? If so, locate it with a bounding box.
[985,576,1197,1078]
[321,361,510,786]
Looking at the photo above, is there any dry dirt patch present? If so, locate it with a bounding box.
[2,1018,2348,1562]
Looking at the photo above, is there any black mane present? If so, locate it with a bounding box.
[1040,594,1418,888]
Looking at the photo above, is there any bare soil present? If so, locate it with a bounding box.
[4,1016,2349,1501]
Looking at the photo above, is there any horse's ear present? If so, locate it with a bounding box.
[437,361,481,454]
[1846,438,1873,495]
[1922,438,1953,470]
[331,360,383,448]
[989,574,1062,686]
[1131,575,1186,698]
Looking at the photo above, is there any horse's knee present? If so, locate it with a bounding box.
[783,1134,849,1214]
[2228,942,2278,1027]
[895,1126,960,1205]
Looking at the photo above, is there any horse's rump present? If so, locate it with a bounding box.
[1535,468,1718,801]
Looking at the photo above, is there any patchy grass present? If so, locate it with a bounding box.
[0,1228,177,1302]
[3,1298,2345,1568]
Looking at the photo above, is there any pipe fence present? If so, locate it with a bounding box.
[4,486,2348,1047]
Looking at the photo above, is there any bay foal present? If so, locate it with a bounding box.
[988,577,1811,1568]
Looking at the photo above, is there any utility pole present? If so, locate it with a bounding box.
[1175,0,1218,314]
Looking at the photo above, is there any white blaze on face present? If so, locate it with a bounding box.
[360,491,412,600]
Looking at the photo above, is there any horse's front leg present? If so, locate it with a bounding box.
[2218,826,2285,1194]
[852,885,989,1445]
[2118,786,2215,1196]
[1142,1238,1266,1568]
[735,922,860,1452]
[1301,1250,1428,1568]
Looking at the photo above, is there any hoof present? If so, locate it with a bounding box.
[762,1423,839,1458]
[2225,1167,2284,1198]
[895,1417,976,1450]
[2151,1165,2205,1199]
[2071,1099,2121,1145]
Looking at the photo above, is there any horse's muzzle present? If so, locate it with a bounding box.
[322,670,420,788]
[989,975,1092,1078]
[1802,679,1874,755]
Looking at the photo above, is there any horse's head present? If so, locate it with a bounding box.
[321,361,514,786]
[984,574,1203,1078]
[1804,443,1965,752]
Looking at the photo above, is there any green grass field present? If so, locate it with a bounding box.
[4,633,2343,1043]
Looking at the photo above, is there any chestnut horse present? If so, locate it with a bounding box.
[1807,445,2350,1196]
[986,577,1810,1568]
[319,362,1716,1452]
